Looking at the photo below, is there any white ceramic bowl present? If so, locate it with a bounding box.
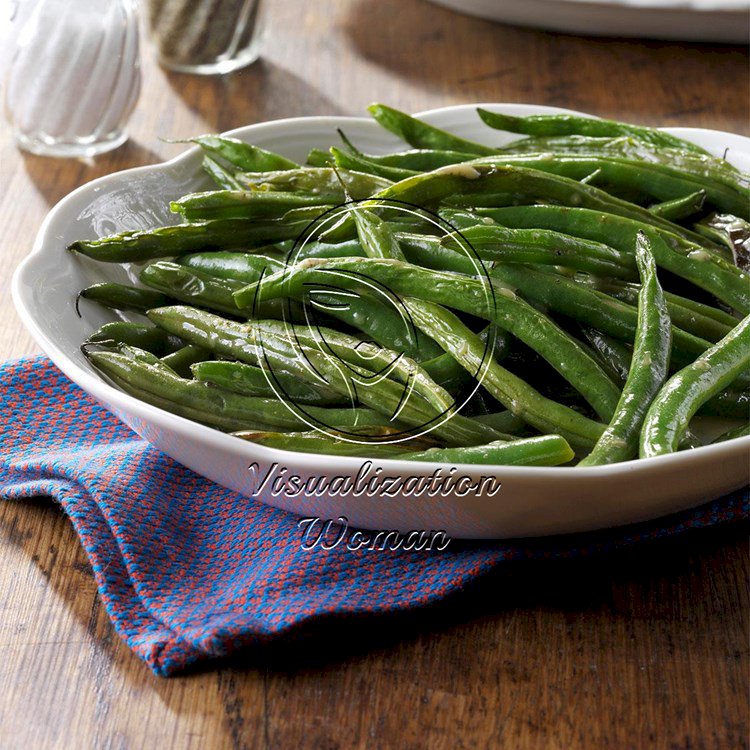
[12,104,750,539]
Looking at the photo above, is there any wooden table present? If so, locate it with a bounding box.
[1,1,748,747]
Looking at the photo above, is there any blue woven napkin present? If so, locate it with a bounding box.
[0,356,746,676]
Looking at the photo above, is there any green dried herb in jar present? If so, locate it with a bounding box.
[147,0,264,74]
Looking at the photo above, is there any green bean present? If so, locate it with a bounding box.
[146,294,600,447]
[311,202,433,245]
[68,216,324,263]
[253,318,457,417]
[240,209,443,362]
[293,238,366,261]
[133,376,278,429]
[658,292,740,328]
[281,233,457,267]
[85,321,185,355]
[102,369,280,432]
[403,300,605,449]
[375,227,737,376]
[350,202,407,260]
[458,153,747,225]
[178,241,357,274]
[580,233,671,465]
[474,411,528,435]
[265,240,296,258]
[140,260,301,322]
[640,314,750,456]
[420,326,509,393]
[177,252,285,282]
[488,263,714,369]
[421,356,472,392]
[160,345,211,377]
[249,321,508,445]
[114,344,173,368]
[351,151,476,174]
[412,224,633,298]
[476,109,711,155]
[84,349,294,432]
[576,274,738,330]
[233,167,390,198]
[481,154,746,219]
[373,163,725,251]
[240,256,622,420]
[492,135,745,200]
[335,131,476,174]
[242,257,620,419]
[293,359,503,443]
[87,347,392,433]
[306,148,333,167]
[146,306,501,446]
[369,103,497,156]
[577,276,733,343]
[188,134,297,172]
[394,434,574,466]
[578,327,632,385]
[443,224,636,279]
[148,306,323,379]
[343,202,453,361]
[438,208,490,230]
[330,146,414,182]
[79,282,172,314]
[498,134,656,155]
[497,136,745,187]
[192,360,346,405]
[398,232,489,275]
[711,423,750,443]
[140,261,248,317]
[649,190,706,220]
[202,156,242,190]
[233,429,428,457]
[480,206,750,314]
[303,286,444,362]
[171,190,340,222]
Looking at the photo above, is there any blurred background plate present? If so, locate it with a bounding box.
[427,0,750,43]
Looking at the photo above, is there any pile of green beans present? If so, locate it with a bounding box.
[71,104,750,466]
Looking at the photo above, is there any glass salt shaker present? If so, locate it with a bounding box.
[4,0,141,157]
[146,0,264,75]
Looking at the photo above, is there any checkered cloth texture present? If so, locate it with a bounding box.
[0,356,747,676]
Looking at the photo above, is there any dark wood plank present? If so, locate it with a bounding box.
[0,0,747,747]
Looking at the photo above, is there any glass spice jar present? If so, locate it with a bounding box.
[4,0,141,157]
[146,0,265,75]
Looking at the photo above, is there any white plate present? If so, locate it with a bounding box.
[428,0,750,43]
[12,104,750,539]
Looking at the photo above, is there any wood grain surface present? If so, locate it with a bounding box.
[0,1,748,747]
